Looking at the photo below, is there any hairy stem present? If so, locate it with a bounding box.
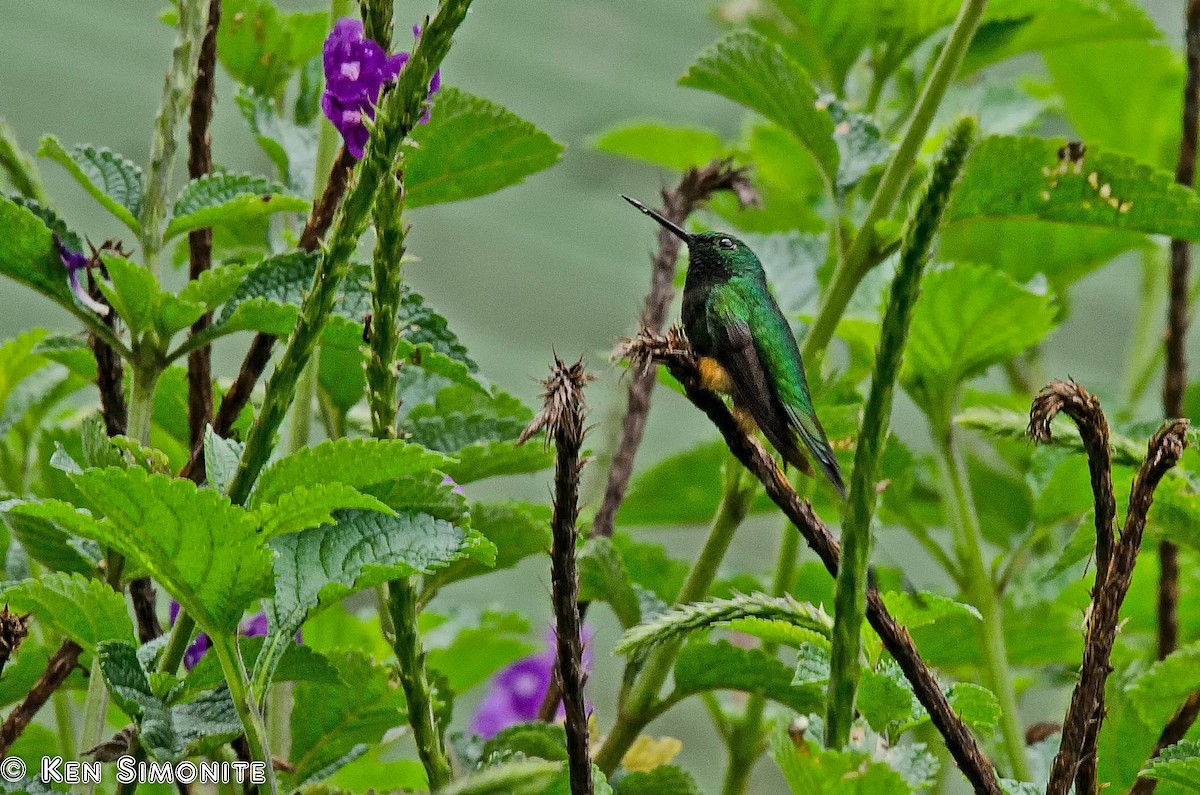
[388,582,452,789]
[934,422,1029,781]
[827,117,976,750]
[139,0,209,278]
[594,460,755,774]
[802,0,987,359]
[0,118,48,202]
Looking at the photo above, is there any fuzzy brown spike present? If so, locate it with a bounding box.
[522,356,594,795]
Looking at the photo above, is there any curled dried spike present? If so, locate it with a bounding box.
[0,606,30,660]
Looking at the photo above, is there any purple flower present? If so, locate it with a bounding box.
[168,603,296,671]
[53,234,109,316]
[471,627,593,739]
[320,17,441,159]
[441,474,466,496]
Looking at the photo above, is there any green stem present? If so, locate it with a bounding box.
[802,0,988,360]
[826,118,977,750]
[210,632,277,795]
[594,459,755,774]
[139,0,209,278]
[388,581,453,789]
[73,660,109,795]
[1120,246,1169,416]
[52,688,75,760]
[158,611,196,675]
[127,363,160,448]
[934,418,1030,781]
[224,0,473,507]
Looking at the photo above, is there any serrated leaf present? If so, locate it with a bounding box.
[1,572,133,651]
[771,722,913,794]
[1,502,96,575]
[217,0,313,95]
[881,591,981,631]
[793,641,832,686]
[673,639,823,714]
[591,121,725,171]
[235,90,317,196]
[858,660,918,733]
[268,510,477,641]
[0,196,77,309]
[394,286,477,368]
[96,255,162,338]
[288,650,407,786]
[482,722,568,762]
[202,426,243,495]
[944,136,1200,240]
[1140,740,1200,788]
[679,31,838,187]
[97,640,179,760]
[405,411,527,455]
[67,468,272,634]
[578,537,641,628]
[429,502,550,590]
[177,262,258,310]
[251,483,395,537]
[947,683,1001,735]
[616,766,701,795]
[1127,641,1200,730]
[405,88,563,208]
[165,172,308,240]
[251,437,449,508]
[36,137,143,232]
[9,196,82,252]
[441,442,554,485]
[901,265,1057,413]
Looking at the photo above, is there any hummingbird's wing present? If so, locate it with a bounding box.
[707,284,847,499]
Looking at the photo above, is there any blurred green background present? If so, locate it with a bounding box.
[0,0,1193,790]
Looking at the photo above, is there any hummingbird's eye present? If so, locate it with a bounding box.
[718,237,735,250]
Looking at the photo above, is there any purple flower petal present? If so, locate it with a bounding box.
[54,234,109,316]
[441,474,466,496]
[383,52,409,83]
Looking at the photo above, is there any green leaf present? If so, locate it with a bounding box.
[68,468,272,635]
[164,172,308,240]
[202,427,243,495]
[394,286,477,368]
[793,641,831,685]
[405,88,564,208]
[590,121,725,171]
[1,501,96,575]
[613,534,689,605]
[1,572,133,651]
[771,724,912,794]
[482,722,567,762]
[97,640,179,759]
[619,441,743,526]
[0,196,77,309]
[616,766,701,795]
[36,137,143,232]
[939,219,1149,289]
[880,591,981,631]
[428,502,550,590]
[1140,740,1200,788]
[177,262,258,310]
[250,483,395,537]
[1127,641,1200,730]
[438,761,562,795]
[288,650,407,786]
[944,136,1200,240]
[946,683,1001,735]
[217,0,314,95]
[184,637,341,694]
[441,442,554,485]
[577,537,642,628]
[97,255,165,339]
[268,510,478,641]
[235,92,318,196]
[250,437,450,508]
[858,661,918,732]
[956,405,1147,467]
[710,124,825,234]
[901,265,1057,413]
[426,610,534,694]
[673,639,823,713]
[679,31,838,186]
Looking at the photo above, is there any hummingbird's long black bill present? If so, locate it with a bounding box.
[621,195,692,243]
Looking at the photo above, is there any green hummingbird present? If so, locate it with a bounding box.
[623,195,846,499]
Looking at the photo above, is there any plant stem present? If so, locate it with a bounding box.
[594,459,755,774]
[52,689,75,761]
[826,117,976,750]
[287,359,316,453]
[73,664,109,795]
[934,420,1030,781]
[127,363,160,450]
[224,0,473,507]
[388,581,453,789]
[158,611,197,675]
[139,0,209,279]
[802,0,987,360]
[210,633,276,795]
[0,118,48,203]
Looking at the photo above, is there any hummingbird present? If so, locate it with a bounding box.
[623,195,846,499]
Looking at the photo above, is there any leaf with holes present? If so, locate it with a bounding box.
[405,88,563,208]
[164,172,308,240]
[37,137,143,232]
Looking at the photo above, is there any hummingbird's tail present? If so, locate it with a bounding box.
[794,418,847,500]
